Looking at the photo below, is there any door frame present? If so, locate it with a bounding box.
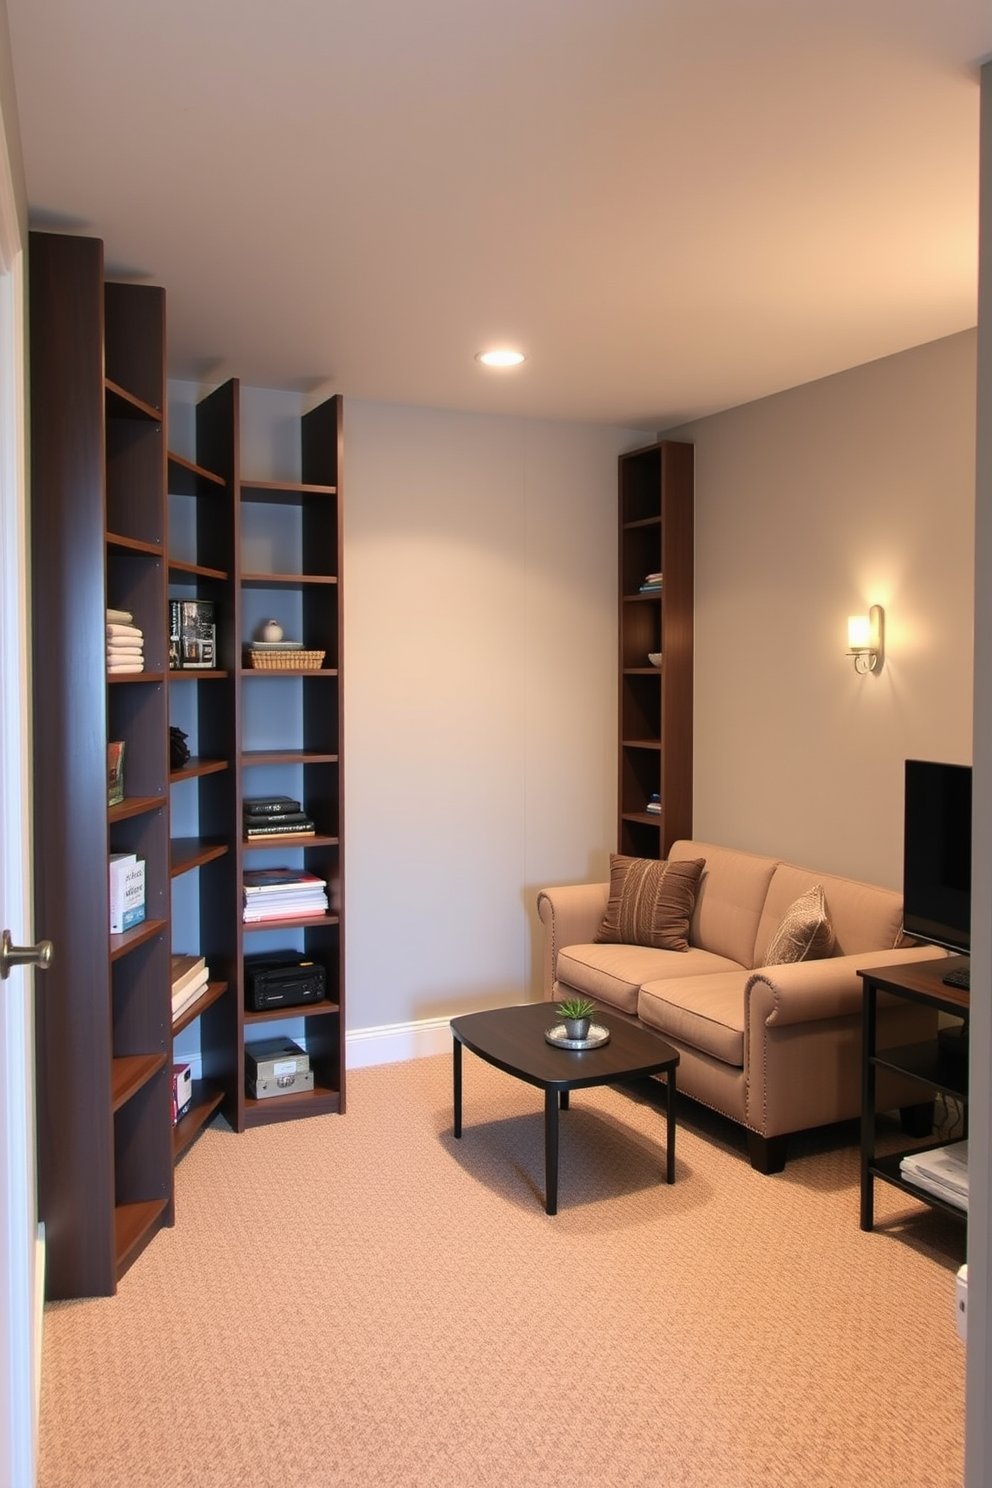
[0,90,40,1486]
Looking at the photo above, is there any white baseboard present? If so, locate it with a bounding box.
[346,1016,452,1069]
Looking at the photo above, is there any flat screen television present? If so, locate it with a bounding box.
[902,759,972,956]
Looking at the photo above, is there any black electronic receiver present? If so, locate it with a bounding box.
[244,950,326,1011]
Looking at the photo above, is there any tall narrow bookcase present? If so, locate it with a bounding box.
[618,440,694,858]
[30,231,174,1298]
[167,380,240,1158]
[171,380,346,1131]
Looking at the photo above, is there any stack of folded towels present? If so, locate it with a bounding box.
[107,608,144,674]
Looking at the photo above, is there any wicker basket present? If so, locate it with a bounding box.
[248,648,325,671]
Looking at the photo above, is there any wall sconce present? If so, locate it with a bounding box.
[847,605,884,673]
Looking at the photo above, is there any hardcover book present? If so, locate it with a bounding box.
[109,854,145,935]
[242,796,302,816]
[108,740,125,806]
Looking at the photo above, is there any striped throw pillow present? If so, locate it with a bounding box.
[595,854,705,952]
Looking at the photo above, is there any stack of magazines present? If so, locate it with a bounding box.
[243,868,328,923]
[900,1141,969,1212]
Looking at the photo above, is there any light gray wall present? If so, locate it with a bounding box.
[668,329,976,889]
[343,400,650,1028]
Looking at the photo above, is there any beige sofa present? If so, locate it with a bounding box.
[538,839,946,1172]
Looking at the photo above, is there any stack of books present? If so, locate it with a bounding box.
[639,571,663,594]
[243,868,329,923]
[171,954,209,1020]
[900,1141,969,1212]
[646,793,661,815]
[243,795,316,839]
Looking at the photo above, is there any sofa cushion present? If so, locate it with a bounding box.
[638,970,750,1067]
[754,862,904,962]
[594,854,705,951]
[668,841,780,967]
[764,885,835,964]
[557,942,743,1015]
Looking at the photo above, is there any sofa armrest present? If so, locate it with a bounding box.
[745,943,948,1028]
[536,883,609,1001]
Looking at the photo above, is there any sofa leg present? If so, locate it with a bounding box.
[900,1101,935,1138]
[747,1132,788,1174]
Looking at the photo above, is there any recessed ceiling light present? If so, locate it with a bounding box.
[476,349,526,368]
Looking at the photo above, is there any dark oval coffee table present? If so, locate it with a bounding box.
[450,1001,679,1214]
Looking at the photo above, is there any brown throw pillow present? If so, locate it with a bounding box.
[764,885,835,964]
[595,855,705,952]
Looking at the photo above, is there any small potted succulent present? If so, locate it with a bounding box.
[556,997,597,1042]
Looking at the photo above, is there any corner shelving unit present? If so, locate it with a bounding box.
[617,439,694,858]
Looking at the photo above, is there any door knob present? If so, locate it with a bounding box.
[0,929,54,981]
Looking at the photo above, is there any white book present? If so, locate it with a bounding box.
[109,854,145,934]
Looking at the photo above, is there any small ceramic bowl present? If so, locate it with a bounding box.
[648,652,662,667]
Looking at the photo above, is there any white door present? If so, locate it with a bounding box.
[0,138,41,1486]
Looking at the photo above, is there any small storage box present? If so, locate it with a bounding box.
[244,1036,309,1084]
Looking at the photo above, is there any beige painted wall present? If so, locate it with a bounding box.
[343,400,649,1028]
[668,328,976,889]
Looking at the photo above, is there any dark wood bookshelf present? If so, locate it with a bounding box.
[617,440,694,857]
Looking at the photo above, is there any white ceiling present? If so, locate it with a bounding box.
[6,0,992,427]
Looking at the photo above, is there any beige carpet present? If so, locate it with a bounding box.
[38,1052,966,1488]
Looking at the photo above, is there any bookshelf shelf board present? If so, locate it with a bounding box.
[110,917,169,962]
[111,1052,168,1112]
[622,592,664,604]
[242,912,340,933]
[622,812,664,827]
[867,1152,967,1222]
[621,738,663,751]
[245,999,340,1028]
[106,531,164,557]
[168,557,228,582]
[167,451,225,495]
[623,515,662,530]
[242,750,338,766]
[107,672,166,687]
[244,1084,341,1128]
[104,379,162,422]
[172,980,228,1037]
[170,756,228,784]
[170,837,229,877]
[115,1199,169,1280]
[109,794,166,824]
[167,669,229,682]
[240,572,338,587]
[173,1081,225,1159]
[240,479,336,503]
[241,666,339,678]
[243,833,338,851]
[624,667,663,676]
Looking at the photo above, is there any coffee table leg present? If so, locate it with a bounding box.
[665,1068,677,1183]
[544,1087,559,1215]
[453,1037,462,1139]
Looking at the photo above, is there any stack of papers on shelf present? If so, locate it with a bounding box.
[900,1141,969,1212]
[171,954,208,1019]
[243,868,328,923]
